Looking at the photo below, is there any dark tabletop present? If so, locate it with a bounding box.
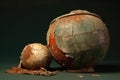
[1,60,120,80]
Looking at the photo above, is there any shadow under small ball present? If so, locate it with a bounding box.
[47,10,110,72]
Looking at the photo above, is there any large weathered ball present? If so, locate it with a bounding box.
[47,10,109,70]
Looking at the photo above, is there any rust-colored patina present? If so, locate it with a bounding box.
[47,10,110,71]
[6,66,56,76]
[20,43,52,70]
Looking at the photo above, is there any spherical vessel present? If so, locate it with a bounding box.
[20,43,51,70]
[47,10,109,69]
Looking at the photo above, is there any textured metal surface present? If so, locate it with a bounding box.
[47,10,110,69]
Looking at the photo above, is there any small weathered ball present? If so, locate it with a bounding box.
[20,43,52,70]
[47,10,110,69]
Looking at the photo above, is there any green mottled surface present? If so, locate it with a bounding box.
[54,13,109,68]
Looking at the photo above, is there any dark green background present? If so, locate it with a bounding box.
[0,0,120,80]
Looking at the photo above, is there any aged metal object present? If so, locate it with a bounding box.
[6,43,57,76]
[19,43,52,70]
[47,10,110,71]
